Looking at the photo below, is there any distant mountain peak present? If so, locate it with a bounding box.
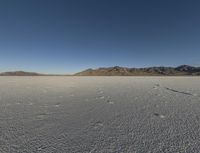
[175,65,197,72]
[0,71,41,76]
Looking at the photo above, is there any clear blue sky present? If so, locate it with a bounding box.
[0,0,200,74]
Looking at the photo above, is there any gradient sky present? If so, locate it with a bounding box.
[0,0,200,74]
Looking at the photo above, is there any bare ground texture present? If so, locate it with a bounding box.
[0,77,200,153]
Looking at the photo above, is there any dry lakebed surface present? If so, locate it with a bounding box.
[0,76,200,153]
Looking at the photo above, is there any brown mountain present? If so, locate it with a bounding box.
[0,71,42,76]
[1,65,200,76]
[75,65,200,76]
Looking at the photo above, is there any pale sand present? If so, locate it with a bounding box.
[0,76,200,153]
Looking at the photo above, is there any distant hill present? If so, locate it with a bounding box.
[75,65,200,76]
[0,71,42,76]
[1,65,200,76]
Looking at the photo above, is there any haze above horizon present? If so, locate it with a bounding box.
[0,0,200,74]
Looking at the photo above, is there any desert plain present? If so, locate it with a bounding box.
[0,76,200,153]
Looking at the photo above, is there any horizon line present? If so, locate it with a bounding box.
[0,64,199,75]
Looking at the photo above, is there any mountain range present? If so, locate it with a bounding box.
[0,71,41,76]
[0,65,200,76]
[75,65,200,76]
